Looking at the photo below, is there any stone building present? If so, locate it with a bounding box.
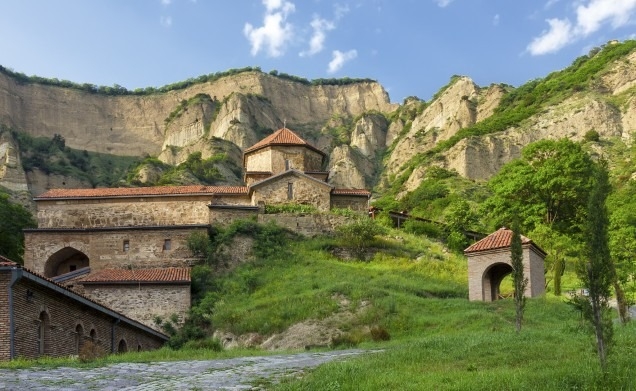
[0,256,167,361]
[22,127,370,329]
[464,227,546,301]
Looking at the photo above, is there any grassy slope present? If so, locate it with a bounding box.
[201,228,634,390]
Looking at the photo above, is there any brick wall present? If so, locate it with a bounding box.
[24,226,207,276]
[1,269,165,360]
[0,272,11,360]
[467,244,545,301]
[82,284,190,332]
[35,195,213,228]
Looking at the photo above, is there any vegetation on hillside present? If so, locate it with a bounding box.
[0,64,375,96]
[6,126,139,187]
[0,189,36,263]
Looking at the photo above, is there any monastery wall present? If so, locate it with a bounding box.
[35,196,214,228]
[24,226,206,276]
[251,175,331,211]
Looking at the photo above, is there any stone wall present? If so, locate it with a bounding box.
[330,195,369,212]
[24,226,207,277]
[0,268,165,360]
[251,174,331,211]
[245,148,272,172]
[209,205,260,226]
[35,195,214,228]
[82,284,190,332]
[258,214,350,237]
[245,146,323,174]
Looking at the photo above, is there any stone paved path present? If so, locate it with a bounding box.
[0,349,374,390]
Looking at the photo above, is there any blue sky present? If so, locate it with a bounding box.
[1,0,635,103]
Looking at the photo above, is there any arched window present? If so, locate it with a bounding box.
[137,344,142,352]
[37,311,50,355]
[117,339,128,353]
[75,324,84,354]
[89,329,97,342]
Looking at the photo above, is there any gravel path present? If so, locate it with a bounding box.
[0,349,375,390]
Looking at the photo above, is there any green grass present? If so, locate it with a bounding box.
[273,300,636,390]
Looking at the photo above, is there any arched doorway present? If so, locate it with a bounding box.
[44,247,89,278]
[37,311,50,355]
[117,339,128,353]
[482,263,513,302]
[75,324,84,354]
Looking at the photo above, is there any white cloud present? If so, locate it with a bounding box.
[300,16,335,57]
[327,49,357,73]
[160,16,173,27]
[244,0,296,57]
[493,14,500,26]
[527,18,573,55]
[161,0,172,5]
[334,4,350,19]
[528,0,636,55]
[435,0,454,8]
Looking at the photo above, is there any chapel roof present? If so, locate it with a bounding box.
[331,188,372,196]
[79,267,191,284]
[464,227,538,254]
[36,185,249,200]
[243,127,325,156]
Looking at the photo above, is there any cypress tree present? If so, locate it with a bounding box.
[511,222,527,333]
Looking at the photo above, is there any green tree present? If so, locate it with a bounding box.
[575,164,614,368]
[337,218,386,260]
[511,222,528,332]
[484,139,595,234]
[0,193,36,263]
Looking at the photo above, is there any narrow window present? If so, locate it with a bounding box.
[287,182,293,200]
[284,159,290,170]
[90,329,97,342]
[75,324,84,354]
[123,240,130,252]
[163,239,171,251]
[38,311,49,355]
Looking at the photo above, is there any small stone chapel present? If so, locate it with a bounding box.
[464,227,546,301]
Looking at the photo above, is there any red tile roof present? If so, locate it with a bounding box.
[464,227,532,254]
[36,185,249,200]
[0,255,18,267]
[331,188,372,196]
[243,127,325,156]
[79,268,191,284]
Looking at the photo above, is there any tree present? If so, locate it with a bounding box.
[484,139,596,234]
[511,222,528,332]
[575,164,614,368]
[0,193,36,263]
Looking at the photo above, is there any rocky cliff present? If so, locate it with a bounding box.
[1,41,636,201]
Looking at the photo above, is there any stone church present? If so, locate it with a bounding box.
[23,127,370,330]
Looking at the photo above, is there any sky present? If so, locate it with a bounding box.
[1,0,635,104]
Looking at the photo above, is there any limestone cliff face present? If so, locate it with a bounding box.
[0,72,394,157]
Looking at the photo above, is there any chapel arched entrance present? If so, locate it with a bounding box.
[482,262,513,302]
[44,247,89,278]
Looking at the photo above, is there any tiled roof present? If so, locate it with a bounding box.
[464,227,532,254]
[331,188,371,196]
[80,268,191,284]
[243,127,325,156]
[0,259,168,339]
[0,255,18,266]
[36,185,249,200]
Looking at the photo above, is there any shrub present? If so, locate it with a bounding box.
[370,325,391,341]
[584,130,600,142]
[78,340,106,362]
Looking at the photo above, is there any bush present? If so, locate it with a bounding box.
[337,218,386,259]
[402,219,443,239]
[584,130,600,142]
[370,325,391,341]
[78,340,106,362]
